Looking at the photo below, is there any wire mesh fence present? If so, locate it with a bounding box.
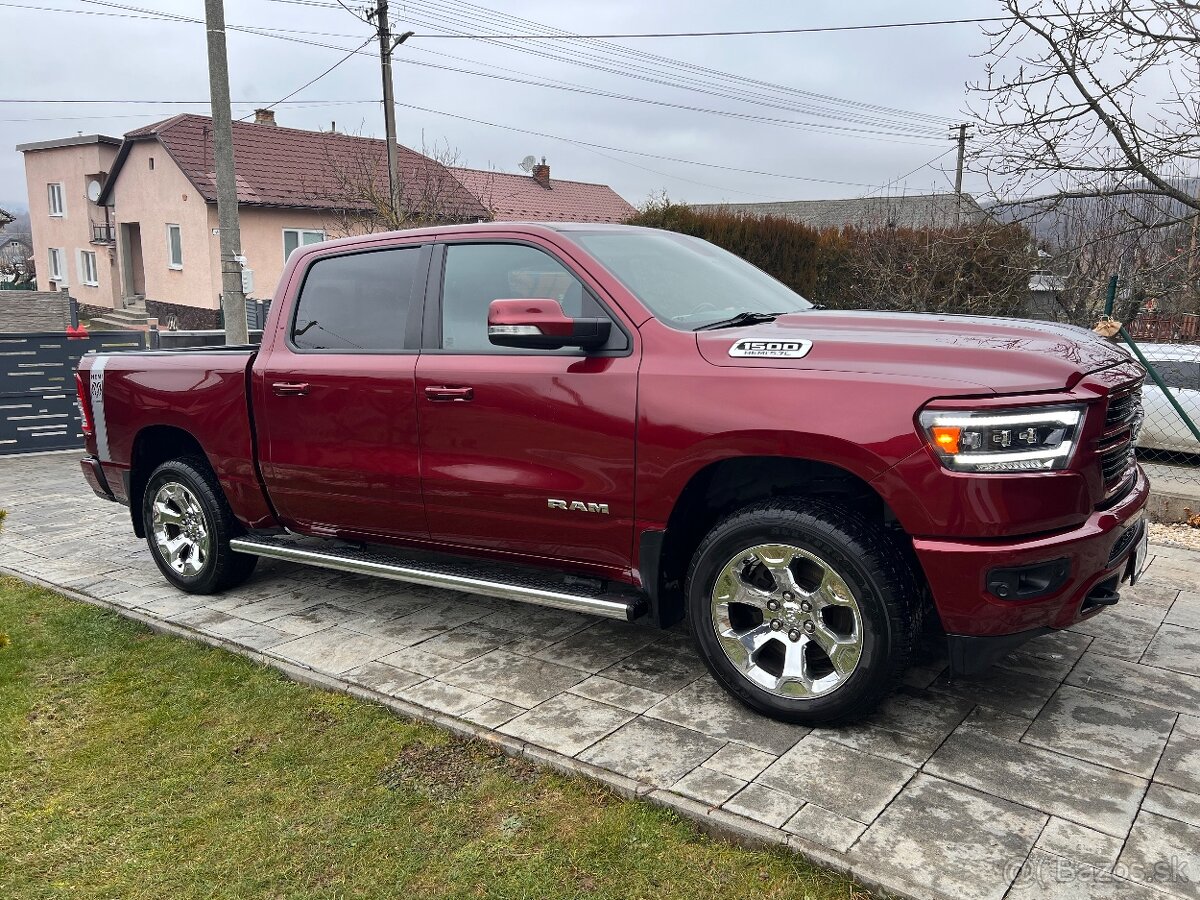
[1123,338,1200,492]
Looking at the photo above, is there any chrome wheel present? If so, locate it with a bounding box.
[150,481,210,577]
[709,543,863,698]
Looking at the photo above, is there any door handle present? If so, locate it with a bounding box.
[272,381,309,396]
[424,385,474,402]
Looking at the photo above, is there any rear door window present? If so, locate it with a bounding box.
[291,246,424,351]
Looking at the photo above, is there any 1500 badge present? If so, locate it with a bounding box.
[728,338,813,359]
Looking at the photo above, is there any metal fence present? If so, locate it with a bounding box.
[0,330,146,455]
[1122,336,1200,494]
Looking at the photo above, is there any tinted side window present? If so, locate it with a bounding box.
[441,243,602,352]
[1148,359,1200,391]
[292,247,423,351]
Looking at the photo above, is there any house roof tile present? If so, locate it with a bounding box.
[108,114,488,218]
[449,167,636,223]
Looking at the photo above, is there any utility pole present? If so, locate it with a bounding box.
[951,123,971,227]
[366,2,413,226]
[203,0,248,345]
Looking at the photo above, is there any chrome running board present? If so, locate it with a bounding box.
[229,534,648,622]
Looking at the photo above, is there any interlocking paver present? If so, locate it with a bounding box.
[1067,648,1200,711]
[1157,715,1200,795]
[671,767,746,806]
[925,726,1146,837]
[782,804,865,854]
[439,649,587,709]
[1008,849,1167,900]
[1021,684,1176,777]
[1117,811,1200,899]
[6,452,1200,900]
[852,773,1045,900]
[1034,817,1124,871]
[1142,624,1200,678]
[702,743,776,782]
[1168,592,1200,630]
[756,734,916,823]
[723,782,802,828]
[1142,783,1200,828]
[577,718,722,784]
[498,693,633,756]
[645,677,808,755]
[270,627,404,674]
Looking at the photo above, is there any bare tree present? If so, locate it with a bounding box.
[970,1,1200,221]
[301,131,483,237]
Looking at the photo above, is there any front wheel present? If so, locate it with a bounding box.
[686,498,920,725]
[142,456,258,594]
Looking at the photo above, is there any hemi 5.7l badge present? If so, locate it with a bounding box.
[728,338,813,359]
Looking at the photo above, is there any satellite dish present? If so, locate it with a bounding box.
[518,155,537,173]
[86,179,102,202]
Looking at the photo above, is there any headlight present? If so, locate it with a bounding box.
[918,404,1085,472]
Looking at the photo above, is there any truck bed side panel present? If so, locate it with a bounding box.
[83,350,276,528]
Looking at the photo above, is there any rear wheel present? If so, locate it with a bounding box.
[142,456,258,594]
[686,497,919,725]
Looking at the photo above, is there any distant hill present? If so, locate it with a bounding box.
[986,178,1200,247]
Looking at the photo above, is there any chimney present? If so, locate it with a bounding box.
[532,157,550,188]
[254,108,277,127]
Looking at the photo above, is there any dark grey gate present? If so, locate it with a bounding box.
[0,331,146,455]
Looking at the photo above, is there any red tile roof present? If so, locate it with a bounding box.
[449,166,636,223]
[111,114,488,218]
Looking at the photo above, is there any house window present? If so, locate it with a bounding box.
[48,247,66,284]
[283,228,325,261]
[166,224,183,269]
[47,183,65,217]
[78,249,99,286]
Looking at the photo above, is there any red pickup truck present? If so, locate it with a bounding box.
[76,222,1149,724]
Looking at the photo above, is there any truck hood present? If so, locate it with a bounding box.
[695,310,1129,394]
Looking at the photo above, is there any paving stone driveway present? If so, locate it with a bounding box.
[3,452,1200,900]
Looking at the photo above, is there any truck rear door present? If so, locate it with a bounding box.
[253,241,431,540]
[414,237,639,577]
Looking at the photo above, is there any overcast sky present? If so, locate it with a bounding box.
[2,0,1002,210]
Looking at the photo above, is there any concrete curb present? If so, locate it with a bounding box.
[0,565,948,900]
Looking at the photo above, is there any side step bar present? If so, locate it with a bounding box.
[229,534,648,622]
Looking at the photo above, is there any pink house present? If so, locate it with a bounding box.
[18,113,637,329]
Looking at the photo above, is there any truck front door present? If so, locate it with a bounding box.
[254,242,430,540]
[415,239,638,577]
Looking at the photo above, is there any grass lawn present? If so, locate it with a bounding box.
[0,575,869,899]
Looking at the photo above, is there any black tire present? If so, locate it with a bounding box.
[141,456,258,594]
[686,497,920,725]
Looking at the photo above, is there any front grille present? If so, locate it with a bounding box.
[1097,383,1142,501]
[1105,386,1141,429]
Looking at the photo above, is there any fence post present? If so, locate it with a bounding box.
[69,295,80,329]
[1104,274,1118,316]
[147,317,161,350]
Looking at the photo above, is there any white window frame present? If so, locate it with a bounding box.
[48,247,66,284]
[47,182,65,218]
[283,228,326,261]
[77,249,99,287]
[166,223,183,269]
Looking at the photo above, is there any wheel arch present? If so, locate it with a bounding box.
[646,454,921,627]
[127,425,209,537]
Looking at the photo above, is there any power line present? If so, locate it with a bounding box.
[17,1,949,144]
[392,0,948,133]
[237,36,372,121]
[60,0,945,144]
[402,0,954,123]
[258,0,1117,39]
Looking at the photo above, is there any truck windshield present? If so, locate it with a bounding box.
[572,230,812,330]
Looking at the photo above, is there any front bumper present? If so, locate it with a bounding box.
[914,466,1149,668]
